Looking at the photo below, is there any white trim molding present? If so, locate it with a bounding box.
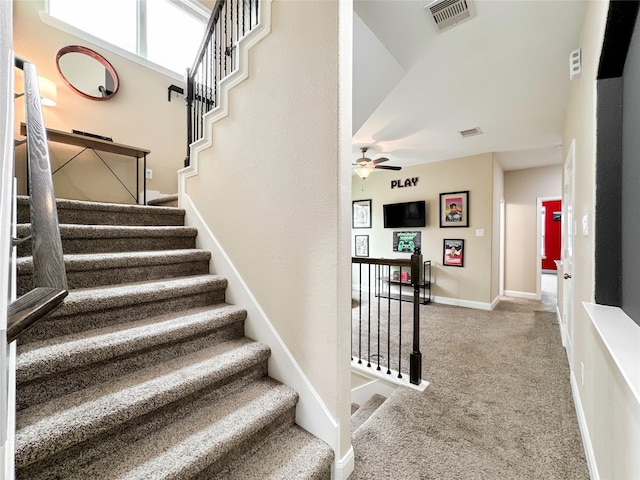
[570,369,599,480]
[433,295,497,311]
[503,290,539,300]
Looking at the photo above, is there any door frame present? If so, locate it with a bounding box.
[536,196,562,300]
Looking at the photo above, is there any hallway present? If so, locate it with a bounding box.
[350,289,588,479]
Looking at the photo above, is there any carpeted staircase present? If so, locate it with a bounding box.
[13,196,333,480]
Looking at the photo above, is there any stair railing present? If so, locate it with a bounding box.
[8,56,68,343]
[351,250,425,386]
[184,0,260,166]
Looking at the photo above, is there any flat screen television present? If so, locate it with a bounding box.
[383,200,426,228]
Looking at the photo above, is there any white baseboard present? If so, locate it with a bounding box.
[181,194,342,465]
[432,295,494,311]
[570,370,599,480]
[332,446,354,480]
[503,290,539,300]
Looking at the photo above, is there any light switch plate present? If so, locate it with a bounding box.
[475,228,485,237]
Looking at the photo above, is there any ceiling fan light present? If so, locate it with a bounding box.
[355,166,372,179]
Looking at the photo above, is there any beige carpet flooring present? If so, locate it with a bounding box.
[350,274,589,479]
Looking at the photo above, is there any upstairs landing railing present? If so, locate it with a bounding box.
[352,250,427,386]
[185,0,260,166]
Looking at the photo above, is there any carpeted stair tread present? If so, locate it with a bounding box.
[16,303,246,385]
[16,249,211,293]
[49,274,225,316]
[18,275,228,344]
[53,379,297,480]
[15,337,271,469]
[210,424,333,480]
[147,194,179,207]
[17,196,185,226]
[16,224,198,256]
[351,393,387,433]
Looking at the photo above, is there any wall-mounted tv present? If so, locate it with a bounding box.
[383,200,426,228]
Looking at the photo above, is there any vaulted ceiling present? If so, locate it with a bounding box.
[352,0,588,171]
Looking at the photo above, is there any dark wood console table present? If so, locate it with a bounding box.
[20,123,150,204]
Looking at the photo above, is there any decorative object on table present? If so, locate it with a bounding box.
[352,199,372,228]
[443,239,464,267]
[355,235,369,257]
[56,45,119,100]
[392,231,421,253]
[439,190,469,228]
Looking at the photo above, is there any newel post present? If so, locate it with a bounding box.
[410,247,423,385]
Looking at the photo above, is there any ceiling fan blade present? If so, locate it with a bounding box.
[371,157,389,165]
[375,165,402,171]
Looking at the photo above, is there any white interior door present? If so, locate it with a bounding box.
[561,140,576,363]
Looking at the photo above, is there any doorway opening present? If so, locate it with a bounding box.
[537,196,561,302]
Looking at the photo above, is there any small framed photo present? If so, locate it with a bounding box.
[352,199,372,229]
[355,235,369,257]
[440,191,469,228]
[443,239,464,267]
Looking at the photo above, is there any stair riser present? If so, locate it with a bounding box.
[197,409,297,480]
[17,320,245,411]
[16,362,270,480]
[18,289,226,344]
[17,235,197,257]
[17,259,211,296]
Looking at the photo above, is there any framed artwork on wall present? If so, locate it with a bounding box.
[443,239,464,267]
[352,199,372,228]
[439,190,469,228]
[392,231,421,253]
[355,235,369,257]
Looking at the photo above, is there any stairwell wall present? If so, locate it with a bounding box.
[181,0,352,466]
[12,0,185,203]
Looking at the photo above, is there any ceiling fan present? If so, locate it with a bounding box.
[353,147,402,179]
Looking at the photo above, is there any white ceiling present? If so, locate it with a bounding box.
[352,0,588,171]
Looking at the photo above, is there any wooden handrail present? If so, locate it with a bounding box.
[8,58,68,343]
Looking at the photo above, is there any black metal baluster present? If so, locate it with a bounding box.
[367,263,372,367]
[358,262,362,364]
[376,264,382,371]
[242,0,246,36]
[398,268,403,378]
[387,266,392,375]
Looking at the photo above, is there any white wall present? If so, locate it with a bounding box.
[13,0,185,202]
[503,164,562,297]
[351,153,498,308]
[183,0,352,459]
[564,1,640,478]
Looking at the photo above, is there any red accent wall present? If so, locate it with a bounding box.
[542,199,562,270]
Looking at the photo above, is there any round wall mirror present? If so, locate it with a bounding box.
[56,45,119,101]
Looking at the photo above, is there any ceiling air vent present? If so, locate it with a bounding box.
[459,127,483,138]
[425,0,476,33]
